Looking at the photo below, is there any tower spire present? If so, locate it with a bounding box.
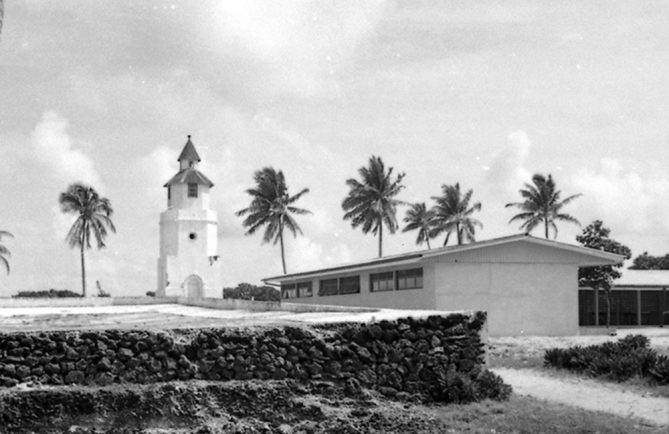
[178,135,201,168]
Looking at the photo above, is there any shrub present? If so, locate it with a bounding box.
[544,334,667,385]
[222,283,280,302]
[429,365,511,403]
[13,289,81,298]
[648,354,669,384]
[146,291,156,297]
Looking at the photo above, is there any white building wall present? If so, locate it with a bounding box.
[431,261,578,336]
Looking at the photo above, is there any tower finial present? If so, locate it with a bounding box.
[187,134,191,140]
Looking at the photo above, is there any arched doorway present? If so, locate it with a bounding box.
[183,274,204,298]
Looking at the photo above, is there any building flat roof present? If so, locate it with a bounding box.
[615,269,669,287]
[264,234,625,283]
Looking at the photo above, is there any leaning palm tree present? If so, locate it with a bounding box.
[59,183,116,297]
[402,203,437,249]
[0,230,13,274]
[342,155,405,257]
[505,173,581,239]
[431,183,482,246]
[236,167,310,274]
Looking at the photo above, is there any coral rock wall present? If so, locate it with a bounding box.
[0,312,487,394]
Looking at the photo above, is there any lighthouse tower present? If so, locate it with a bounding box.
[157,136,220,298]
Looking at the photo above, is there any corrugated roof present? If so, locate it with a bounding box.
[164,168,214,187]
[615,269,669,287]
[263,234,625,283]
[178,136,201,162]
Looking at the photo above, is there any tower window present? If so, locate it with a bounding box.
[167,186,171,201]
[188,183,198,198]
[189,233,197,240]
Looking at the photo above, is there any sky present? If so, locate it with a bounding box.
[1,1,669,297]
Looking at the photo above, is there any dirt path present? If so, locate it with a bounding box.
[492,368,669,427]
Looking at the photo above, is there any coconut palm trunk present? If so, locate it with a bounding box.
[80,237,86,297]
[279,222,287,274]
[378,217,383,257]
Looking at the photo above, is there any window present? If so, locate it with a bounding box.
[318,276,360,296]
[188,183,198,198]
[319,279,339,296]
[297,281,313,298]
[167,186,171,201]
[339,276,360,294]
[281,283,297,299]
[370,272,394,292]
[396,268,423,290]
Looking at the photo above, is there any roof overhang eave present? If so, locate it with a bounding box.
[263,257,423,284]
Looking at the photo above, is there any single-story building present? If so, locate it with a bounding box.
[263,234,623,336]
[579,269,669,326]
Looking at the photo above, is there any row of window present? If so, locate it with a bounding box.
[168,184,199,201]
[281,268,423,299]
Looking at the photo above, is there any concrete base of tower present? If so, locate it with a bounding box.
[157,255,221,299]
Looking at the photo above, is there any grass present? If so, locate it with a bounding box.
[430,395,665,434]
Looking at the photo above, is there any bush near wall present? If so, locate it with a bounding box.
[222,283,280,302]
[0,312,509,403]
[544,334,669,385]
[13,289,81,298]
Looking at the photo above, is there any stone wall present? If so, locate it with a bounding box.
[0,312,487,396]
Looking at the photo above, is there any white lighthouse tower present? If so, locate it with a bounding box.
[157,136,220,298]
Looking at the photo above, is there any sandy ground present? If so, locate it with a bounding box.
[0,304,451,331]
[493,367,669,427]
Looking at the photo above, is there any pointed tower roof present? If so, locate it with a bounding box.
[178,135,201,163]
[164,135,214,188]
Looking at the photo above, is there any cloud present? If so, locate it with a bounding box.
[204,0,387,97]
[287,237,353,272]
[32,111,102,187]
[570,159,669,235]
[484,130,531,197]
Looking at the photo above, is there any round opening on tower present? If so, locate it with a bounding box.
[189,232,197,240]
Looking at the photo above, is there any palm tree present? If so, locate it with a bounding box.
[431,183,482,246]
[236,167,310,274]
[402,203,437,249]
[59,183,116,297]
[505,173,581,239]
[0,230,13,274]
[342,155,405,257]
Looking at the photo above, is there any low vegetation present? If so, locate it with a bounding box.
[544,334,669,385]
[13,289,81,298]
[222,282,280,301]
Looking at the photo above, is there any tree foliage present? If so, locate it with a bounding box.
[629,252,669,270]
[431,183,482,246]
[402,203,437,249]
[236,167,310,274]
[577,220,631,289]
[59,183,116,297]
[0,230,13,274]
[342,155,405,257]
[576,220,631,328]
[506,173,581,239]
[223,282,280,302]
